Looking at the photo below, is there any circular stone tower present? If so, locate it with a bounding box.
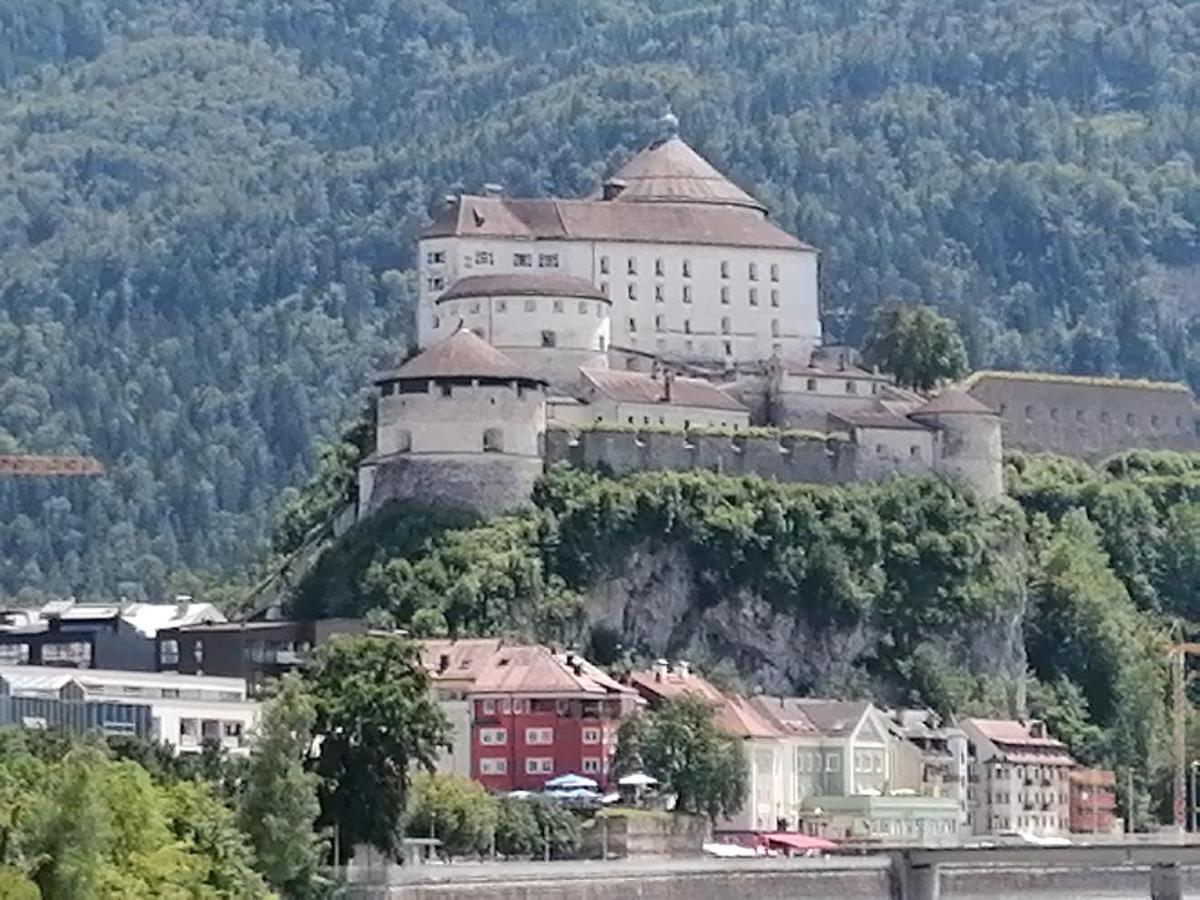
[358,327,548,517]
[909,387,1003,500]
[429,273,611,393]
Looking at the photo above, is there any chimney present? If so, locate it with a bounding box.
[602,178,627,201]
[653,658,669,682]
[663,369,675,404]
[483,182,504,198]
[676,660,690,678]
[174,594,193,617]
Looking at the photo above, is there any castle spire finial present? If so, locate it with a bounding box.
[660,108,679,139]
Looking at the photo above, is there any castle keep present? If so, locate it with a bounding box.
[358,124,1200,517]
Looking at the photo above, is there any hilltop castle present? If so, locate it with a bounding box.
[357,122,1200,517]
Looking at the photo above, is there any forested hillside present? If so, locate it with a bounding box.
[7,0,1200,597]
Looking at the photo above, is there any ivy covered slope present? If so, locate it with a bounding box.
[9,1,1200,598]
[297,451,1200,787]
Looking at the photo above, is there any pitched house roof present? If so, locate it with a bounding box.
[439,273,607,303]
[376,328,545,384]
[602,136,766,212]
[580,368,747,412]
[626,666,727,707]
[748,696,823,737]
[962,718,1076,766]
[473,645,637,698]
[716,692,787,739]
[780,699,871,737]
[421,195,808,251]
[421,638,506,685]
[829,409,930,432]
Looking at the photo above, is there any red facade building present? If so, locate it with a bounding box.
[1069,768,1118,834]
[421,640,641,792]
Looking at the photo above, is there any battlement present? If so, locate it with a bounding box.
[544,425,858,484]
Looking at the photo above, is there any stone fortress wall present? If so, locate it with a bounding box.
[545,428,859,486]
[964,371,1200,460]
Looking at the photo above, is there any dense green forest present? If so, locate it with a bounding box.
[7,0,1200,596]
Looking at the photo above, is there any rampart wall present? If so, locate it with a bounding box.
[966,374,1200,460]
[544,430,859,485]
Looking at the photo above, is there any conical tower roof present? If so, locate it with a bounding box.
[376,328,544,384]
[604,136,766,212]
[910,387,996,417]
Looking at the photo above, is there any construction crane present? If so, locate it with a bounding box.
[1170,639,1200,830]
[0,455,104,477]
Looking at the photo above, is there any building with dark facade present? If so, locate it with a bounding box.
[156,618,365,694]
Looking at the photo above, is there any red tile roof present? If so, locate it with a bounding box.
[580,368,747,413]
[439,273,607,303]
[377,328,544,383]
[748,696,823,737]
[420,640,638,700]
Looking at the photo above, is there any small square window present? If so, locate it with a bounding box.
[513,252,533,267]
[578,301,587,314]
[600,256,610,274]
[524,298,536,312]
[538,253,559,268]
[553,299,563,313]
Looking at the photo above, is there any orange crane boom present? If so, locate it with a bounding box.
[0,456,104,477]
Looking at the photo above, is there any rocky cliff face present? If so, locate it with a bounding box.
[584,541,1027,698]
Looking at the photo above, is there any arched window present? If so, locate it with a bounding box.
[483,428,504,453]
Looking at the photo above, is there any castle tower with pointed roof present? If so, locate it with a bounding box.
[418,125,821,376]
[358,328,548,517]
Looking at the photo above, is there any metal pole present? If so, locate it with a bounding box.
[1191,763,1197,833]
[1128,768,1135,834]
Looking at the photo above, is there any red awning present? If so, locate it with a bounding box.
[764,833,838,852]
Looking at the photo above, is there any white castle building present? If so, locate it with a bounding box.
[357,124,1005,518]
[418,117,822,380]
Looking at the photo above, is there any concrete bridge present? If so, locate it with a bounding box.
[347,844,1200,899]
[895,843,1200,900]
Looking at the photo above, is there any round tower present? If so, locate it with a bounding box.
[909,388,1003,500]
[358,328,548,517]
[429,273,610,393]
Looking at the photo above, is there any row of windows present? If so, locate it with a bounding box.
[479,756,604,776]
[600,255,781,283]
[627,316,783,336]
[442,299,606,320]
[601,281,782,308]
[479,726,602,746]
[875,444,925,460]
[478,697,621,718]
[1002,403,1187,431]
